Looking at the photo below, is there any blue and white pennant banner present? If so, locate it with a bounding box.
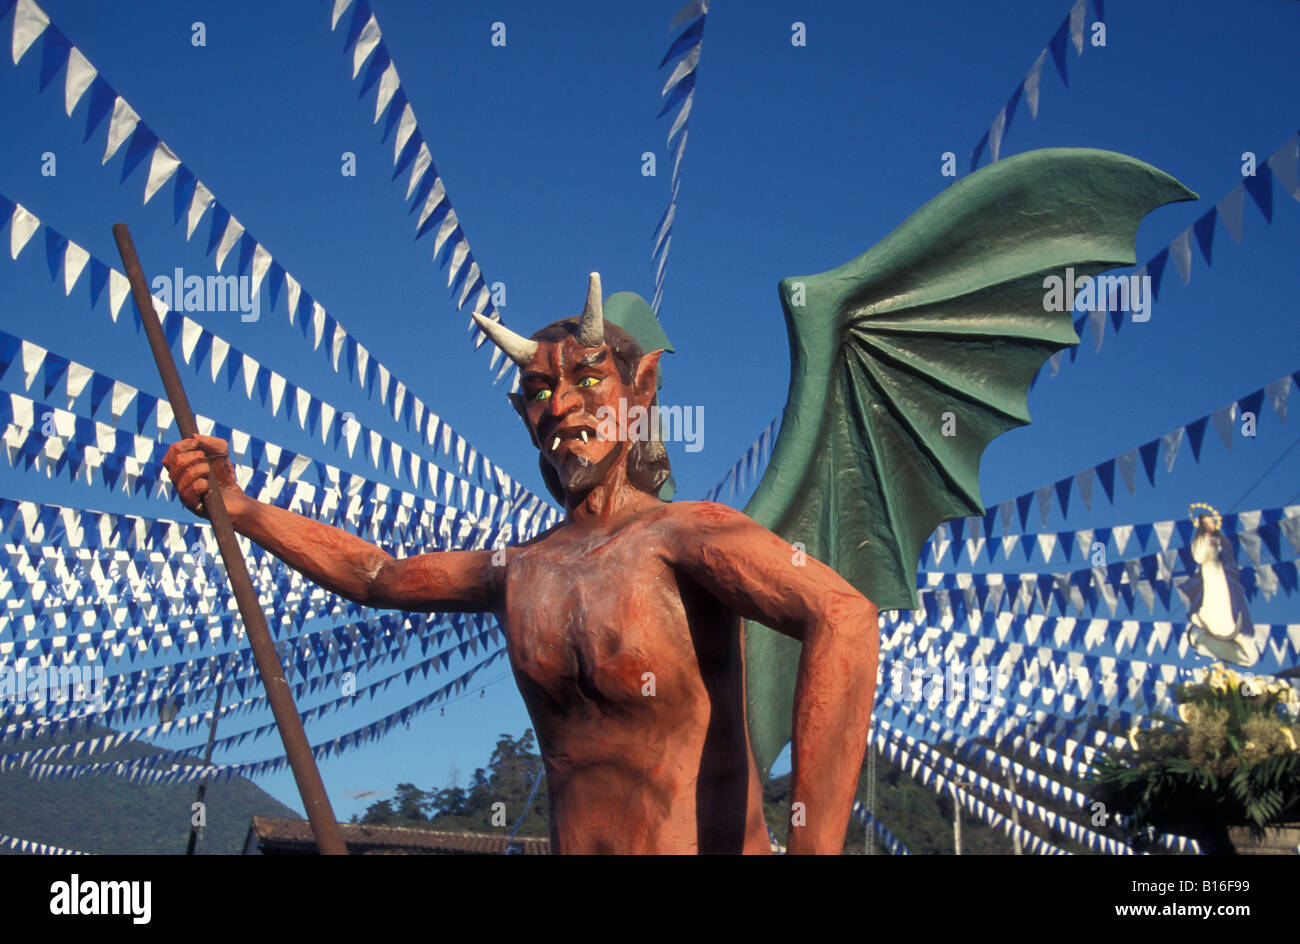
[650,0,709,316]
[0,196,551,517]
[324,0,521,387]
[969,0,1102,172]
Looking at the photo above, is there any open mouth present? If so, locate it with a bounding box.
[546,425,598,456]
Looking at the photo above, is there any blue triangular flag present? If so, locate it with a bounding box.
[1048,20,1070,87]
[1146,248,1170,302]
[1185,416,1208,461]
[1243,162,1273,223]
[1192,207,1216,265]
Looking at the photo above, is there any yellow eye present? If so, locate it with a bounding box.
[578,376,599,388]
[532,389,552,402]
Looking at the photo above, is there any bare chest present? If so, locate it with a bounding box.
[501,526,699,709]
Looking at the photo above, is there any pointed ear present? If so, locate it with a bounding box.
[508,393,540,449]
[633,349,664,404]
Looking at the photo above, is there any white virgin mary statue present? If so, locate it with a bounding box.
[1182,511,1257,666]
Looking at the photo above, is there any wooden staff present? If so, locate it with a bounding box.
[112,223,348,856]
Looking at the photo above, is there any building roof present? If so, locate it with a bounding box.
[244,816,550,855]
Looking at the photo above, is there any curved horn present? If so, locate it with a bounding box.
[472,312,538,367]
[577,272,604,347]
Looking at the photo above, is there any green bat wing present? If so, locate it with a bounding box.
[740,148,1196,776]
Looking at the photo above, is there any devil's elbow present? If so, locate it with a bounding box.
[357,556,395,608]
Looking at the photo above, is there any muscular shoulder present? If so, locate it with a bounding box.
[656,501,773,555]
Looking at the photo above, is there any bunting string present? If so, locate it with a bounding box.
[322,0,523,387]
[849,797,911,855]
[5,0,525,427]
[1037,131,1300,379]
[650,0,709,316]
[0,199,551,516]
[0,621,503,772]
[927,503,1300,568]
[0,832,90,855]
[968,0,1101,173]
[933,369,1298,543]
[22,647,508,784]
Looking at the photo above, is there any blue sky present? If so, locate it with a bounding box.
[0,0,1297,825]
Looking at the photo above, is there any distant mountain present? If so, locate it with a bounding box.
[0,722,300,855]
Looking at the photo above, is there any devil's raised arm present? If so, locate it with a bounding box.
[227,493,503,613]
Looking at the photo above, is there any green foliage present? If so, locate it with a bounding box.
[1088,664,1300,852]
[361,729,549,837]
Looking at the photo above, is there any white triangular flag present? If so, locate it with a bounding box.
[1278,516,1300,556]
[143,142,181,203]
[1153,520,1175,552]
[64,47,97,115]
[9,205,39,259]
[406,143,432,199]
[1036,485,1053,525]
[1217,185,1245,244]
[447,239,470,288]
[1161,427,1183,473]
[1024,50,1046,119]
[1088,307,1106,351]
[66,362,92,405]
[1036,533,1057,563]
[209,335,229,382]
[1116,450,1137,495]
[1169,229,1193,285]
[374,61,400,122]
[1073,467,1094,511]
[214,215,244,271]
[1255,564,1278,601]
[1236,530,1262,567]
[433,210,460,258]
[331,0,355,30]
[458,262,480,307]
[102,97,140,164]
[1265,376,1291,423]
[11,0,49,65]
[20,339,46,390]
[1069,0,1086,54]
[250,243,273,296]
[661,45,700,97]
[1210,404,1236,451]
[988,109,1007,163]
[667,93,693,151]
[62,241,90,295]
[283,272,302,323]
[393,104,417,163]
[108,268,130,320]
[267,371,286,416]
[417,178,447,230]
[1267,135,1299,202]
[181,318,202,364]
[186,181,214,239]
[352,15,381,78]
[669,0,708,34]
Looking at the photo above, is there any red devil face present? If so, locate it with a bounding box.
[518,333,661,497]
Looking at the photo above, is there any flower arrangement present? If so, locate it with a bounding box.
[1089,662,1300,854]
